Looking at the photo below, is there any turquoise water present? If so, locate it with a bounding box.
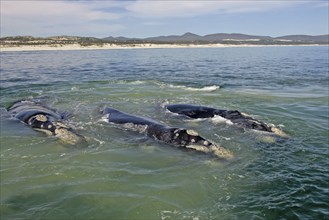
[0,46,328,219]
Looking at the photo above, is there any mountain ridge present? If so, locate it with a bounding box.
[1,32,328,45]
[103,32,329,43]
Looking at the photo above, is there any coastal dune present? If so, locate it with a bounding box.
[0,43,221,52]
[1,33,327,52]
[0,43,323,52]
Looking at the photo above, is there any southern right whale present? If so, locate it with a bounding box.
[7,98,87,146]
[166,104,287,137]
[100,107,233,160]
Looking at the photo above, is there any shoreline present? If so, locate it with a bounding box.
[0,43,327,52]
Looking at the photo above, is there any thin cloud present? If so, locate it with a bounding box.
[0,1,124,37]
[125,1,306,18]
[143,22,167,26]
[2,1,121,21]
[313,1,329,8]
[0,0,325,37]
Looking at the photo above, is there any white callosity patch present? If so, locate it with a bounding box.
[186,142,233,160]
[210,145,234,160]
[241,112,251,117]
[186,144,209,152]
[122,123,148,133]
[54,127,86,145]
[53,121,70,129]
[186,129,199,136]
[35,114,48,122]
[270,127,289,137]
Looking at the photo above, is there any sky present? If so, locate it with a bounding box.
[1,0,328,38]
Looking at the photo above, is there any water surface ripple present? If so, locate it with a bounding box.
[1,47,328,219]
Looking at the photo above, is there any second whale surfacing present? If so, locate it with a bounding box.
[166,104,287,137]
[100,107,233,160]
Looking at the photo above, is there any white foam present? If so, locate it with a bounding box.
[214,134,231,141]
[91,137,105,145]
[100,116,109,123]
[114,80,146,85]
[211,115,233,125]
[189,118,207,122]
[168,84,186,89]
[185,85,220,92]
[168,84,220,92]
[126,80,145,85]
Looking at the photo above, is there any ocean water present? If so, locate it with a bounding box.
[0,46,328,220]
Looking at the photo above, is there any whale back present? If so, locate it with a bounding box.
[8,100,63,123]
[147,126,208,147]
[101,107,161,127]
[147,126,233,159]
[101,106,234,159]
[166,104,221,119]
[166,104,275,133]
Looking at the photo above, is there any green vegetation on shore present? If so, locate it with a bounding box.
[1,33,328,47]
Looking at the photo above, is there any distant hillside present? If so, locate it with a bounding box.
[144,32,202,42]
[1,33,328,46]
[202,33,272,41]
[0,35,106,46]
[103,32,329,44]
[275,35,329,42]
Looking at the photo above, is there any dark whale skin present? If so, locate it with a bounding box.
[7,99,87,146]
[101,107,233,159]
[166,104,287,136]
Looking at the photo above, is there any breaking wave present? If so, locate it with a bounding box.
[168,84,220,92]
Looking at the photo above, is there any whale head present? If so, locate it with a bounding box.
[27,114,88,147]
[170,128,234,160]
[53,122,88,147]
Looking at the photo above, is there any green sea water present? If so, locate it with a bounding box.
[0,46,328,219]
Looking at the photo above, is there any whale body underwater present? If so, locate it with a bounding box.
[6,99,287,159]
[6,99,87,146]
[165,104,287,137]
[100,107,233,159]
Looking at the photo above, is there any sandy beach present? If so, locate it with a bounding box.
[0,43,324,52]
